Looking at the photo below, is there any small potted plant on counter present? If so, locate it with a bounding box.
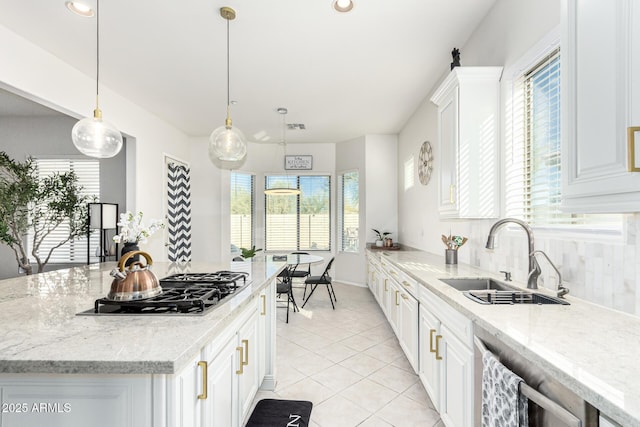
[240,246,262,259]
[372,229,391,247]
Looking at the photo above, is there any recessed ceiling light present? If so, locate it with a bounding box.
[333,0,354,13]
[65,1,95,17]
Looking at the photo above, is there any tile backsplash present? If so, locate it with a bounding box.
[465,214,639,317]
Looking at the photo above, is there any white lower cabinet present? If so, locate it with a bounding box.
[388,280,401,333]
[190,284,272,427]
[374,257,420,372]
[419,287,474,427]
[0,375,153,427]
[203,334,240,427]
[367,255,385,307]
[439,325,474,427]
[366,254,475,427]
[419,305,441,408]
[398,286,419,372]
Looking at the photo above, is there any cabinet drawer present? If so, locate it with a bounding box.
[421,286,472,348]
[381,261,417,296]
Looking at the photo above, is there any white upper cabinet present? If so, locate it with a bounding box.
[431,67,503,218]
[561,0,640,212]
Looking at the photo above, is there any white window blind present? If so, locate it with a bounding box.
[505,48,621,229]
[230,172,255,250]
[29,158,100,263]
[338,171,359,252]
[265,175,331,251]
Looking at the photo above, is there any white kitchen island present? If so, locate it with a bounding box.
[0,259,283,427]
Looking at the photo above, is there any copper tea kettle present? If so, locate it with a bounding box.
[108,250,162,301]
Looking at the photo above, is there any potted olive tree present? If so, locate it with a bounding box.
[0,152,90,275]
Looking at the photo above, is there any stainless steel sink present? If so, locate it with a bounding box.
[439,277,517,292]
[463,290,570,305]
[439,278,570,305]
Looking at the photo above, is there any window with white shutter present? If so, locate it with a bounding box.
[338,171,359,252]
[230,172,255,251]
[265,175,331,251]
[29,158,100,263]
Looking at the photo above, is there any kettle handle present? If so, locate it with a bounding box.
[118,250,153,273]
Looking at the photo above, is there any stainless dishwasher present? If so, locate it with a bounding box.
[474,326,599,426]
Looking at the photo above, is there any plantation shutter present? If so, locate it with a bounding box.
[523,49,563,225]
[299,176,330,251]
[230,172,255,250]
[264,175,330,251]
[338,171,359,252]
[31,158,99,263]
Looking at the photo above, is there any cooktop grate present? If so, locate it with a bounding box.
[78,271,251,316]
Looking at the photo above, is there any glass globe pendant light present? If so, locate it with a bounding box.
[209,7,247,163]
[71,0,123,158]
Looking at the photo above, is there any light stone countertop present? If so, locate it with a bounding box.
[0,258,283,376]
[369,249,640,427]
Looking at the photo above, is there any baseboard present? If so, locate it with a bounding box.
[333,279,367,288]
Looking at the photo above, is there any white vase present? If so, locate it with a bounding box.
[375,240,383,247]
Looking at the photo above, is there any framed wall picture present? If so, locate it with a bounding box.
[285,155,313,170]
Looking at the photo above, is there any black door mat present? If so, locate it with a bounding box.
[245,398,313,427]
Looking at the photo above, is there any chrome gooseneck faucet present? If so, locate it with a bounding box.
[485,218,540,289]
[531,250,570,298]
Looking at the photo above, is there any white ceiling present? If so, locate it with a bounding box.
[0,0,496,143]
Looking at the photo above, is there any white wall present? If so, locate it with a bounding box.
[398,0,640,316]
[0,24,190,261]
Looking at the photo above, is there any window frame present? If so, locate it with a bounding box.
[264,174,331,252]
[338,169,359,253]
[230,172,255,252]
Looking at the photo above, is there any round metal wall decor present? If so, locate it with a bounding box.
[418,141,433,185]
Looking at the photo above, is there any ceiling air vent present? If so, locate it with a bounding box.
[287,123,306,130]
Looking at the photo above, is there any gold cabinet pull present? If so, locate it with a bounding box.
[242,339,249,366]
[197,361,208,400]
[260,295,266,316]
[236,346,244,375]
[449,184,455,204]
[384,279,388,292]
[429,329,437,353]
[628,126,640,171]
[435,335,443,360]
[401,294,409,300]
[395,290,400,306]
[402,281,411,288]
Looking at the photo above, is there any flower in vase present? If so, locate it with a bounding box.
[113,211,165,245]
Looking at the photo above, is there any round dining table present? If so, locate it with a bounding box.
[284,253,324,267]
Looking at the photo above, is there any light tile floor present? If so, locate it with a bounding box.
[248,281,444,427]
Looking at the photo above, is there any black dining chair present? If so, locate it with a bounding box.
[301,257,336,310]
[288,251,311,286]
[276,265,299,323]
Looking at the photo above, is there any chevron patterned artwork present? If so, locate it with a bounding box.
[167,162,192,262]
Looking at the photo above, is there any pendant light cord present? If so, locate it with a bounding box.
[95,0,100,110]
[226,16,230,108]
